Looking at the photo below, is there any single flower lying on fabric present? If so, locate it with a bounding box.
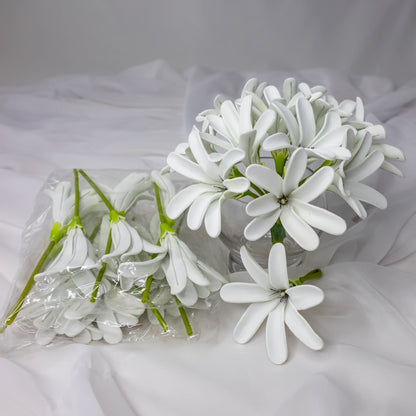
[244,148,346,250]
[221,244,324,364]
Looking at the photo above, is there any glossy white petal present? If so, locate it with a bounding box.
[253,109,276,146]
[187,192,220,230]
[223,177,250,193]
[293,200,346,235]
[45,181,72,224]
[220,282,272,303]
[296,96,316,146]
[239,246,269,289]
[347,151,384,182]
[244,209,281,241]
[118,252,166,278]
[164,237,187,294]
[96,310,123,344]
[246,193,279,217]
[176,280,198,306]
[245,164,283,195]
[263,85,281,105]
[204,197,223,238]
[268,243,289,290]
[233,299,279,344]
[221,100,240,140]
[283,149,307,195]
[286,285,324,310]
[266,302,288,364]
[166,183,213,219]
[167,152,214,184]
[219,148,246,179]
[280,206,319,251]
[272,101,300,145]
[239,95,253,133]
[262,133,291,151]
[291,166,334,203]
[346,182,387,210]
[285,301,324,350]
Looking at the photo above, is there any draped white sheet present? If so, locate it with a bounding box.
[0,61,415,415]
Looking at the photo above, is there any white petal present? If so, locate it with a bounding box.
[312,126,349,150]
[189,127,221,180]
[96,311,123,344]
[286,285,324,310]
[268,243,289,290]
[206,115,235,144]
[166,183,213,219]
[315,111,341,140]
[272,101,300,146]
[120,226,144,260]
[347,151,384,182]
[380,161,403,177]
[346,181,387,210]
[164,238,187,294]
[280,206,319,251]
[118,252,166,279]
[111,172,150,212]
[246,193,279,217]
[253,109,276,146]
[262,133,291,151]
[66,228,89,270]
[292,200,346,235]
[197,260,228,284]
[283,148,307,195]
[263,85,282,105]
[204,197,223,238]
[285,301,324,350]
[220,282,272,303]
[233,299,279,344]
[167,152,214,184]
[219,148,246,179]
[187,192,220,230]
[223,177,250,193]
[200,132,231,150]
[290,166,334,202]
[296,96,316,146]
[176,280,198,306]
[266,302,288,364]
[102,221,130,261]
[244,210,281,241]
[239,246,269,289]
[178,241,210,286]
[36,329,56,346]
[283,78,297,102]
[245,164,283,195]
[373,143,404,161]
[105,289,146,316]
[239,95,253,133]
[221,100,240,141]
[347,132,373,170]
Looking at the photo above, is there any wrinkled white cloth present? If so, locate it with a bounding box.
[0,61,416,415]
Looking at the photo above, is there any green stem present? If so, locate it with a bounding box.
[73,169,80,218]
[90,229,113,303]
[250,183,265,196]
[153,182,166,224]
[147,299,169,332]
[79,169,114,212]
[1,239,56,331]
[141,275,153,304]
[175,296,193,336]
[292,269,322,286]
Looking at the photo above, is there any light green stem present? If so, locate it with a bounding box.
[1,239,56,331]
[147,299,169,332]
[175,296,193,336]
[90,229,113,303]
[79,169,114,212]
[73,169,80,218]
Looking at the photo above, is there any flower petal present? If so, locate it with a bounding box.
[96,310,123,344]
[244,209,281,241]
[346,151,384,182]
[283,148,307,195]
[245,164,283,195]
[220,282,272,303]
[118,252,166,278]
[280,206,319,251]
[290,166,334,203]
[263,85,282,105]
[246,193,279,217]
[204,197,223,238]
[219,148,246,179]
[102,220,130,261]
[285,301,324,350]
[286,285,324,310]
[167,152,214,184]
[268,243,289,290]
[233,299,279,344]
[176,280,198,307]
[223,177,250,193]
[292,200,346,235]
[266,301,288,364]
[239,246,269,289]
[296,96,316,147]
[346,181,387,210]
[253,109,276,147]
[187,192,220,230]
[221,100,240,141]
[166,183,213,219]
[272,100,300,146]
[262,133,291,151]
[164,237,187,294]
[239,95,253,133]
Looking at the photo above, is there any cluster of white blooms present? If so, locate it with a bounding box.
[166,78,404,363]
[6,170,225,344]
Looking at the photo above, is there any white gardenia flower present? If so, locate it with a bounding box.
[329,131,388,219]
[118,231,227,307]
[263,96,351,161]
[202,95,276,165]
[36,226,98,277]
[221,244,324,364]
[244,148,346,251]
[167,127,250,238]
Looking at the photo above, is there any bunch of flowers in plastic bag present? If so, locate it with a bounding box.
[0,169,226,345]
[166,77,404,363]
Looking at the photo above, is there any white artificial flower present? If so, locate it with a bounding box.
[167,127,250,238]
[263,96,351,161]
[329,131,388,219]
[202,95,276,165]
[244,148,346,251]
[151,170,176,212]
[36,226,98,277]
[221,244,324,364]
[118,231,227,306]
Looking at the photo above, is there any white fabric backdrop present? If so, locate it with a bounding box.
[0,0,416,86]
[0,61,416,415]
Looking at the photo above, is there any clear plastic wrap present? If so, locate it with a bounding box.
[0,169,229,349]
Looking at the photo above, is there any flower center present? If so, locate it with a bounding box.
[272,289,288,303]
[279,196,288,205]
